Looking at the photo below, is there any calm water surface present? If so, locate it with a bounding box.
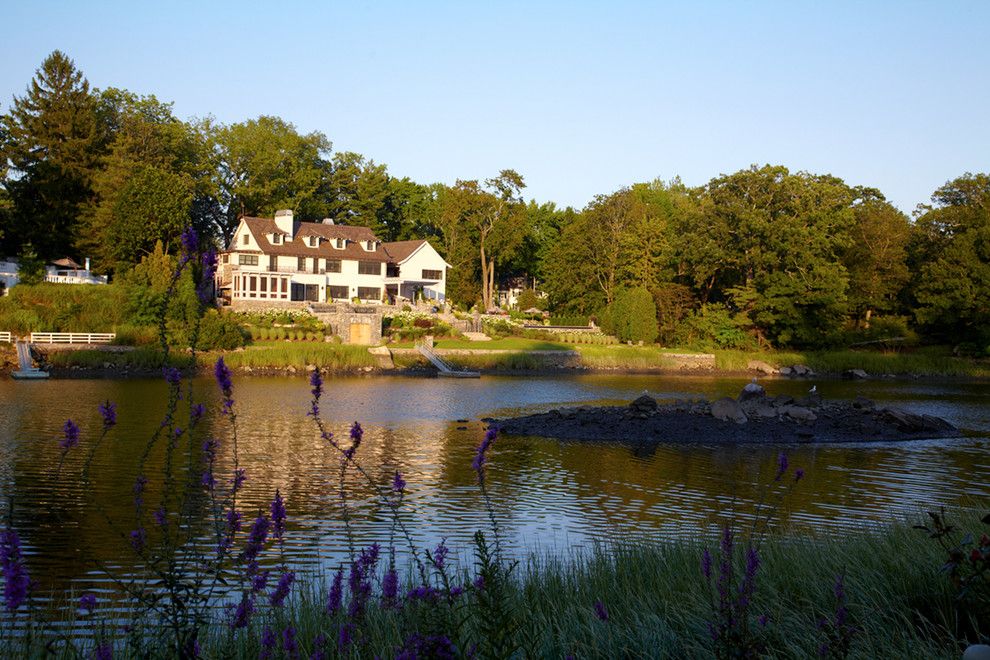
[0,373,988,602]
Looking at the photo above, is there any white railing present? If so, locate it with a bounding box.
[0,331,11,343]
[30,332,116,344]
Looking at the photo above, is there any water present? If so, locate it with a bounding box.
[0,373,987,606]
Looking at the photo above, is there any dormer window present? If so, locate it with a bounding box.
[308,236,319,248]
[334,238,345,249]
[365,240,376,252]
[272,234,282,245]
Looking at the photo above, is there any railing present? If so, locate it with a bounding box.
[0,331,11,343]
[30,332,116,344]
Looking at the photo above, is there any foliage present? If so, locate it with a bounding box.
[675,303,754,350]
[607,287,658,344]
[0,281,130,333]
[514,288,544,311]
[15,244,46,286]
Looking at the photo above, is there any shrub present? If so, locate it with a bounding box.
[197,311,248,350]
[676,303,753,350]
[609,287,658,344]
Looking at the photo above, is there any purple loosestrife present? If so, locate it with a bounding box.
[381,567,399,606]
[282,626,298,659]
[214,357,233,413]
[337,623,354,653]
[701,548,713,579]
[153,508,167,528]
[60,419,80,451]
[432,539,449,570]
[98,400,116,430]
[129,528,146,553]
[594,600,609,621]
[196,250,217,304]
[347,543,380,619]
[243,514,270,570]
[94,642,113,660]
[231,469,247,493]
[344,422,363,459]
[392,470,406,493]
[180,226,199,263]
[269,570,295,607]
[1,526,30,611]
[251,570,269,593]
[190,403,205,427]
[774,452,789,481]
[79,592,97,614]
[326,568,344,616]
[271,489,287,541]
[309,368,323,416]
[396,634,458,660]
[795,468,805,482]
[311,634,327,660]
[229,592,254,629]
[163,366,181,387]
[259,626,276,660]
[472,427,498,482]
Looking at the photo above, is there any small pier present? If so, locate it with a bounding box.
[416,342,480,378]
[12,340,49,379]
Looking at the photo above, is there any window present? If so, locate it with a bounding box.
[297,257,307,271]
[308,236,318,247]
[221,254,229,264]
[357,287,380,300]
[327,285,349,300]
[422,269,443,280]
[269,255,278,270]
[272,234,282,245]
[242,234,250,245]
[358,261,381,275]
[334,238,345,249]
[326,259,342,273]
[365,240,376,251]
[238,254,258,266]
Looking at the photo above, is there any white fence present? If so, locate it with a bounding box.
[0,331,11,343]
[30,332,116,344]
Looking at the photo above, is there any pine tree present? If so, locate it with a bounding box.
[1,50,104,258]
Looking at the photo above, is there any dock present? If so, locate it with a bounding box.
[12,341,49,379]
[416,342,480,378]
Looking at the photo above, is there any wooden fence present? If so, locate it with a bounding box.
[0,331,11,343]
[29,332,116,344]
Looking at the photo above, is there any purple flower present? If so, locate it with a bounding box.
[231,469,247,492]
[337,623,354,653]
[163,366,181,386]
[310,634,327,660]
[326,568,344,616]
[594,600,609,621]
[344,422,363,459]
[94,642,113,660]
[251,570,269,593]
[392,470,406,493]
[98,401,116,430]
[701,548,713,579]
[214,357,233,412]
[226,508,242,534]
[269,570,295,607]
[472,427,498,482]
[228,592,254,629]
[271,490,287,541]
[259,626,276,660]
[432,540,449,570]
[60,419,80,451]
[243,515,270,566]
[79,592,97,614]
[406,585,440,602]
[309,368,323,416]
[153,508,167,528]
[282,626,298,658]
[1,527,30,611]
[795,468,805,482]
[190,403,205,427]
[382,567,398,605]
[774,452,789,481]
[396,634,458,660]
[180,226,199,259]
[196,250,217,303]
[759,614,769,627]
[129,528,146,553]
[473,575,485,591]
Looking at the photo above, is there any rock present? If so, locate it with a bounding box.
[559,408,576,419]
[880,408,955,434]
[305,364,317,372]
[749,403,779,419]
[964,644,990,660]
[102,362,111,369]
[842,368,868,380]
[789,364,815,377]
[287,365,297,374]
[771,394,795,407]
[711,397,748,424]
[629,395,659,413]
[778,366,793,377]
[782,406,817,422]
[747,360,777,375]
[738,381,766,402]
[852,396,874,410]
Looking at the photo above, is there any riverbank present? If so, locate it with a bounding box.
[7,511,985,658]
[7,340,989,380]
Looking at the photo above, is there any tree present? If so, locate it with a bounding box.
[213,116,330,241]
[440,170,527,310]
[16,243,45,285]
[1,51,104,258]
[609,287,658,343]
[842,189,911,324]
[911,173,990,346]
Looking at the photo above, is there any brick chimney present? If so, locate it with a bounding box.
[274,209,295,238]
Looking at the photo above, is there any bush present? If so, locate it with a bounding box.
[197,311,248,350]
[515,288,545,311]
[609,287,658,344]
[676,303,753,349]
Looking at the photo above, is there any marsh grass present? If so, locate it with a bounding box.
[205,343,378,370]
[46,346,193,370]
[715,347,990,377]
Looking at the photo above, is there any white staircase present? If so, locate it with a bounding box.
[12,341,48,379]
[416,342,479,378]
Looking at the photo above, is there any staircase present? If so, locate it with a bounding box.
[12,341,48,379]
[416,342,480,378]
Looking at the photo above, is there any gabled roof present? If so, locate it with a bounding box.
[50,257,83,269]
[236,217,389,262]
[382,240,427,263]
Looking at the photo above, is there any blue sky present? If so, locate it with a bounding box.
[3,1,987,214]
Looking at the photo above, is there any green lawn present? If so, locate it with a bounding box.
[389,337,572,351]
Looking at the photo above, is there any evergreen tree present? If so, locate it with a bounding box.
[1,51,103,258]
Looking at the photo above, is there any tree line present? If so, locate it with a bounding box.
[1,51,987,351]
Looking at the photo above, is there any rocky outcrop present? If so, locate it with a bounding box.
[491,387,962,445]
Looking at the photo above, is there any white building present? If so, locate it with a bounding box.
[217,210,450,305]
[0,256,107,293]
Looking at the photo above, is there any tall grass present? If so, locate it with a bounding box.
[46,347,193,370]
[206,344,378,370]
[714,347,990,377]
[0,283,131,334]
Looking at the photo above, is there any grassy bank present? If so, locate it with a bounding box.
[204,344,379,371]
[12,510,983,659]
[714,346,990,377]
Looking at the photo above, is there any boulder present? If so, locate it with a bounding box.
[747,360,777,375]
[842,368,869,380]
[782,406,817,422]
[852,396,874,410]
[711,397,748,424]
[778,366,794,377]
[738,381,766,402]
[789,364,815,377]
[629,395,659,413]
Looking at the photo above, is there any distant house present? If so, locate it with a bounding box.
[0,256,106,293]
[216,210,451,305]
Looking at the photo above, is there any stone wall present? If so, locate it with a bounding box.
[229,300,383,345]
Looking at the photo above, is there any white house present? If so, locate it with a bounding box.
[217,210,450,305]
[0,256,107,294]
